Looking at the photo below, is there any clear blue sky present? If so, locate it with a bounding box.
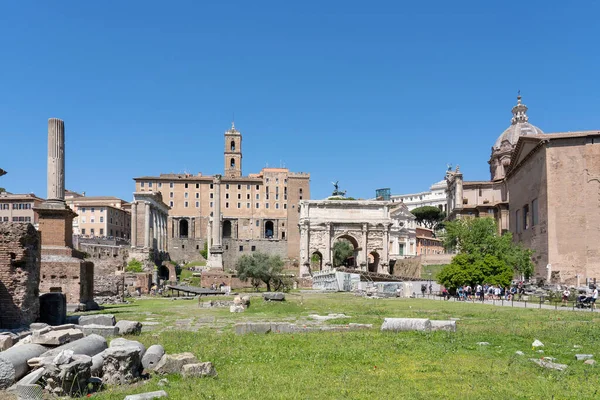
[2,1,600,201]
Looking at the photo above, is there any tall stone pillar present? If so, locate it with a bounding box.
[207,175,224,269]
[381,224,390,274]
[190,218,195,239]
[455,171,464,210]
[47,118,65,201]
[324,223,332,268]
[300,223,310,276]
[162,215,167,251]
[144,203,150,248]
[131,202,138,247]
[361,224,368,271]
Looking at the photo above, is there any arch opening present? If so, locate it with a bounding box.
[158,265,170,281]
[333,235,359,268]
[368,251,380,273]
[231,140,235,151]
[265,220,274,239]
[311,251,323,271]
[179,219,189,238]
[230,158,235,168]
[223,220,232,238]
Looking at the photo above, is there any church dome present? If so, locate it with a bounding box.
[492,95,543,150]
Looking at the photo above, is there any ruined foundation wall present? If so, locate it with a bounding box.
[0,222,41,329]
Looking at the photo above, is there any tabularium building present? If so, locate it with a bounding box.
[446,95,600,284]
[133,123,310,267]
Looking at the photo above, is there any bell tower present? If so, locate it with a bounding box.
[224,122,242,178]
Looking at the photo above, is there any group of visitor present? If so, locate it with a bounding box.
[440,282,526,301]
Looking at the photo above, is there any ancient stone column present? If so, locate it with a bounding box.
[207,175,223,269]
[47,118,65,201]
[362,224,369,270]
[455,173,464,210]
[131,202,138,247]
[324,223,332,267]
[144,202,150,248]
[382,224,390,273]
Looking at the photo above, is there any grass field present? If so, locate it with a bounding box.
[82,293,600,399]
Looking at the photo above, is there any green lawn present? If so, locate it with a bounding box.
[83,293,600,400]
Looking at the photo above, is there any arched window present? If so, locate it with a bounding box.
[230,158,235,168]
[223,220,232,238]
[231,140,235,151]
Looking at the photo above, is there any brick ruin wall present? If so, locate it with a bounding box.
[39,257,93,305]
[0,222,41,329]
[77,243,129,297]
[392,256,422,279]
[169,237,206,264]
[222,238,288,271]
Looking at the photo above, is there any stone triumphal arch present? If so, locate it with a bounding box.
[299,200,416,276]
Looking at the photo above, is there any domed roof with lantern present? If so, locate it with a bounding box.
[492,94,544,151]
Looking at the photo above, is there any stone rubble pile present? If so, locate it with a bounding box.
[229,295,251,313]
[380,318,457,332]
[0,314,216,398]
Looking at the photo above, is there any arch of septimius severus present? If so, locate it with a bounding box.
[298,200,417,276]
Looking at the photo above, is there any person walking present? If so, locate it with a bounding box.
[591,286,598,310]
[562,288,570,306]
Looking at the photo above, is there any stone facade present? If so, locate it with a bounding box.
[506,132,600,283]
[389,180,448,213]
[222,237,288,269]
[129,191,170,267]
[66,192,131,239]
[0,222,41,329]
[133,124,310,267]
[416,227,444,255]
[298,200,417,276]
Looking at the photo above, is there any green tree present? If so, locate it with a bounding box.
[126,258,143,273]
[411,206,446,230]
[0,187,5,193]
[332,240,354,267]
[200,241,208,259]
[438,217,534,289]
[235,252,284,292]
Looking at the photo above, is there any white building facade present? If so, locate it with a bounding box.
[390,180,447,212]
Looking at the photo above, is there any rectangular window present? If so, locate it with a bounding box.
[238,184,241,190]
[523,204,529,230]
[170,192,174,198]
[284,204,287,209]
[239,245,244,251]
[149,182,153,188]
[226,193,229,199]
[247,185,250,190]
[532,198,539,226]
[226,184,230,190]
[210,202,213,207]
[170,201,173,207]
[100,216,104,223]
[276,203,279,209]
[237,193,241,199]
[185,192,189,198]
[516,209,521,233]
[81,228,86,235]
[196,183,199,189]
[100,228,104,235]
[256,203,259,209]
[266,203,270,209]
[91,208,95,213]
[256,221,260,227]
[237,203,241,208]
[226,202,229,208]
[210,193,213,199]
[256,194,259,200]
[141,182,145,187]
[81,207,86,212]
[158,182,162,188]
[247,203,250,208]
[184,201,188,208]
[90,217,95,223]
[170,182,174,188]
[276,194,279,200]
[90,228,95,235]
[185,183,188,189]
[195,201,199,208]
[251,245,256,251]
[256,185,259,190]
[246,194,250,200]
[195,193,199,199]
[210,184,213,189]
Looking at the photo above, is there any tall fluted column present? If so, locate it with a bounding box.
[144,203,150,248]
[207,175,224,269]
[362,224,369,270]
[131,202,138,247]
[47,118,65,201]
[324,223,332,268]
[382,224,390,273]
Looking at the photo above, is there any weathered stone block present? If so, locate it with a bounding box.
[348,323,373,331]
[110,338,146,358]
[181,362,217,378]
[101,346,143,385]
[263,292,285,301]
[40,334,107,359]
[575,354,594,361]
[0,335,13,351]
[39,292,67,326]
[81,324,119,337]
[0,343,47,389]
[380,318,432,332]
[141,345,165,371]
[79,314,116,327]
[230,304,245,313]
[115,320,142,335]
[234,322,272,335]
[42,354,92,396]
[29,323,49,331]
[155,352,199,375]
[123,390,168,400]
[32,330,71,346]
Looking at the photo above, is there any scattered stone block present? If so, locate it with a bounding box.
[584,359,596,365]
[40,334,107,359]
[241,295,251,306]
[13,366,44,387]
[155,352,199,375]
[381,318,432,332]
[235,322,272,335]
[29,323,49,331]
[233,296,243,305]
[477,342,490,346]
[101,346,143,385]
[123,390,169,400]
[0,335,14,351]
[430,320,457,332]
[115,320,142,335]
[0,343,47,389]
[142,345,165,371]
[263,292,285,301]
[515,351,525,356]
[348,323,372,331]
[52,324,77,331]
[32,330,71,346]
[532,339,544,348]
[81,324,119,337]
[157,378,168,386]
[79,314,116,327]
[39,292,67,326]
[575,354,593,361]
[42,354,92,396]
[530,358,567,371]
[110,338,146,358]
[181,362,217,378]
[230,305,245,313]
[308,314,349,321]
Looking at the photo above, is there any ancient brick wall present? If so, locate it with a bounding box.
[169,237,206,263]
[0,222,41,329]
[222,238,287,270]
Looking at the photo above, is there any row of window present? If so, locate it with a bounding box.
[79,207,104,213]
[0,203,33,210]
[141,181,295,191]
[168,200,288,210]
[515,198,539,234]
[8,216,32,222]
